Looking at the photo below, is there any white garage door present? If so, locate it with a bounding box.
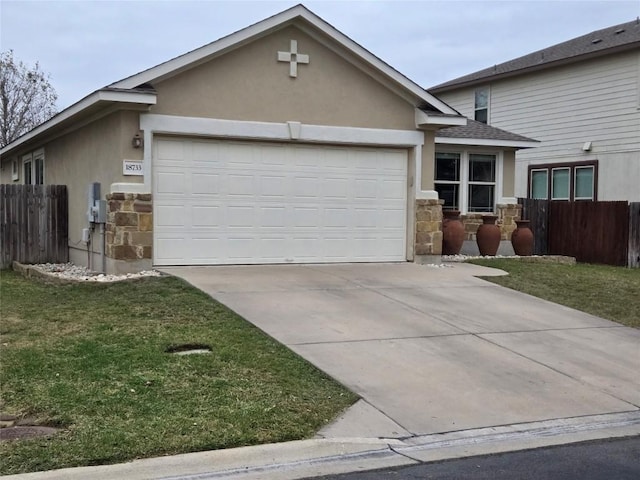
[153,137,407,265]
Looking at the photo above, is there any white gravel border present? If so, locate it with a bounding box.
[31,263,162,282]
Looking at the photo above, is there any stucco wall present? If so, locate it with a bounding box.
[37,110,142,265]
[151,26,416,131]
[502,150,515,198]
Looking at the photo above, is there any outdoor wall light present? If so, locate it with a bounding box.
[582,141,592,152]
[132,133,143,149]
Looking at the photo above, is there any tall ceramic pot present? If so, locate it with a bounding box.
[442,210,465,255]
[511,219,534,256]
[476,215,501,256]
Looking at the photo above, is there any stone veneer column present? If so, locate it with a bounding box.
[415,199,443,256]
[106,193,153,261]
[496,203,522,240]
[460,213,483,241]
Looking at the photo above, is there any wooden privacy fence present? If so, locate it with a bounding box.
[0,185,68,268]
[519,198,639,267]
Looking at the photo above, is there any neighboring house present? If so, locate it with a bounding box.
[430,19,640,203]
[0,5,535,273]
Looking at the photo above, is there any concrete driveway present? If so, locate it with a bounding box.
[162,263,640,439]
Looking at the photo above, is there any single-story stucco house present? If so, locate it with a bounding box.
[0,5,537,273]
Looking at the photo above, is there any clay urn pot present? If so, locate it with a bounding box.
[511,219,534,256]
[476,215,501,256]
[442,210,465,255]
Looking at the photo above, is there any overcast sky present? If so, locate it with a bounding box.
[2,0,638,110]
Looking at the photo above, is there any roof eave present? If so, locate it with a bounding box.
[0,90,157,158]
[416,109,467,128]
[434,137,540,149]
[430,41,640,93]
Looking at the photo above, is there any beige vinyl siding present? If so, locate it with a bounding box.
[435,89,474,119]
[436,50,640,201]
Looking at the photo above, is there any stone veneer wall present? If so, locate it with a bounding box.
[496,203,522,241]
[106,193,153,261]
[459,204,522,241]
[415,199,443,256]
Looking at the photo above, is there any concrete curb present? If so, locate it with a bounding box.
[4,411,639,480]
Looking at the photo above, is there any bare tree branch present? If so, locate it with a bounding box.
[0,50,58,147]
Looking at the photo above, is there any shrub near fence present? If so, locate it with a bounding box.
[0,185,68,268]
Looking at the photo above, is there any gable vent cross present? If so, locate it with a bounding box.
[277,40,309,78]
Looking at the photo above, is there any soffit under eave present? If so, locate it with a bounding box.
[0,101,149,159]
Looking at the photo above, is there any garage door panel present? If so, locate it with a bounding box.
[154,138,407,265]
[191,238,222,261]
[293,207,319,227]
[227,206,255,227]
[323,178,349,198]
[382,179,405,199]
[354,208,377,228]
[381,208,406,229]
[192,174,220,195]
[260,144,288,166]
[293,176,320,197]
[226,175,254,196]
[324,208,349,228]
[355,179,378,199]
[192,206,220,227]
[156,139,185,161]
[156,172,186,194]
[260,206,286,227]
[261,176,287,197]
[156,205,187,227]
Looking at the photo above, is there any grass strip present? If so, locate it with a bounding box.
[0,270,356,474]
[467,259,640,328]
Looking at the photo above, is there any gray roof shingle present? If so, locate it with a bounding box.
[430,19,640,92]
[437,119,537,143]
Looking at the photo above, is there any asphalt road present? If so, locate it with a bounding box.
[308,436,640,480]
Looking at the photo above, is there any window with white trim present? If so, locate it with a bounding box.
[528,161,597,201]
[474,87,489,124]
[435,151,498,213]
[23,154,33,185]
[22,150,45,185]
[574,166,595,200]
[11,159,19,181]
[530,169,548,199]
[468,154,496,212]
[434,152,460,210]
[551,167,570,200]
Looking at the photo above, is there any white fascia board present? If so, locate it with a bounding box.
[140,114,424,147]
[416,109,467,127]
[109,5,457,116]
[435,136,539,149]
[0,90,156,157]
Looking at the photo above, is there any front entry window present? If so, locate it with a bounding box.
[468,154,496,212]
[434,152,460,210]
[436,151,499,213]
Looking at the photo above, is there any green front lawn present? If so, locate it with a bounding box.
[0,270,356,475]
[468,259,640,328]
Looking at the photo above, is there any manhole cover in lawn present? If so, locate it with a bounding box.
[166,343,212,356]
[0,426,61,441]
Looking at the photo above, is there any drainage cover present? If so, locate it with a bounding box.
[166,343,212,355]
